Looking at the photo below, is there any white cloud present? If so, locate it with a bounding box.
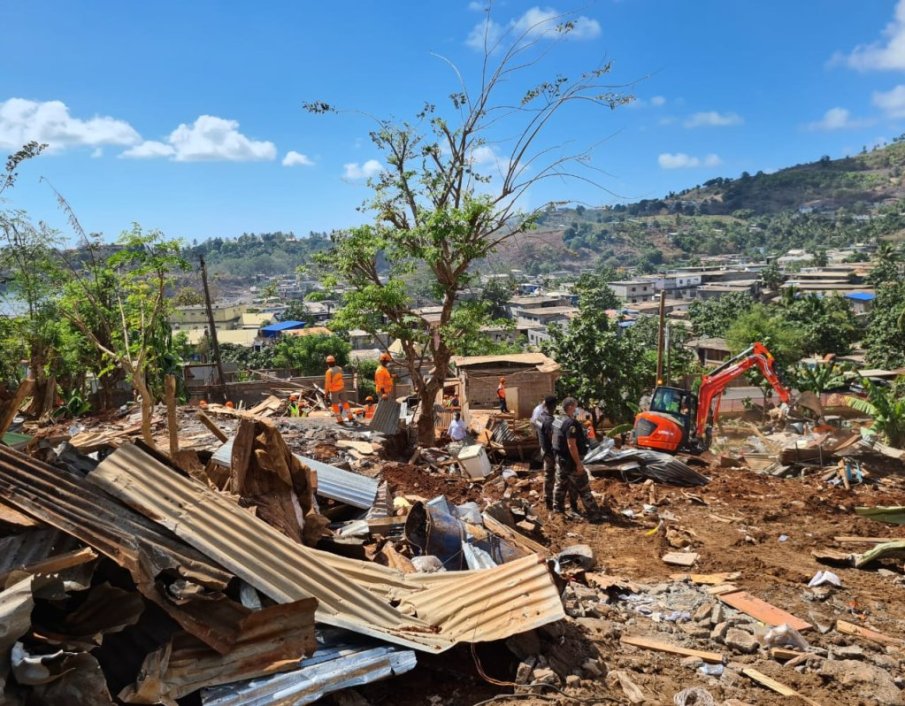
[122,115,276,162]
[873,85,905,117]
[650,95,667,107]
[343,159,384,180]
[0,97,140,151]
[90,148,103,159]
[806,107,872,131]
[658,152,721,169]
[627,95,667,110]
[839,0,905,71]
[683,111,743,128]
[466,6,600,50]
[467,1,486,10]
[121,140,175,159]
[282,150,314,167]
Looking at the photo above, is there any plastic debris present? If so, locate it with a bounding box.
[808,570,842,588]
[674,686,716,706]
[778,534,789,542]
[762,623,809,651]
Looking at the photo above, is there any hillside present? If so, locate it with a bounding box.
[521,139,905,273]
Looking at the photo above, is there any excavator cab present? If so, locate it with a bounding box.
[634,386,701,453]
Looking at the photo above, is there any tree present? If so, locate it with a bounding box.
[794,361,847,394]
[59,225,189,445]
[272,333,351,376]
[306,13,631,443]
[626,315,700,386]
[543,277,647,424]
[688,292,754,338]
[282,299,313,323]
[810,249,829,267]
[760,261,784,291]
[864,244,905,368]
[726,304,804,372]
[172,286,204,307]
[0,212,63,417]
[480,276,516,320]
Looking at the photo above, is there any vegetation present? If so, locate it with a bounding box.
[272,333,350,376]
[688,293,754,339]
[184,231,332,277]
[847,378,905,448]
[863,243,905,368]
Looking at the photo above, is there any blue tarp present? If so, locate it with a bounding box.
[845,292,876,302]
[260,320,306,337]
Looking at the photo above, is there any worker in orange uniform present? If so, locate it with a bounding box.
[497,377,509,413]
[375,352,395,400]
[324,355,350,423]
[363,395,377,419]
[583,414,597,441]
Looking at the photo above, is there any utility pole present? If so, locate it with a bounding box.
[200,256,227,402]
[655,290,666,385]
[664,322,671,387]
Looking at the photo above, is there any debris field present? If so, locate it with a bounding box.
[0,395,904,706]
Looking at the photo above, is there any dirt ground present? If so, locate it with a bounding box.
[370,455,905,706]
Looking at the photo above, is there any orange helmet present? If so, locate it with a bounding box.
[366,395,375,402]
[499,377,506,383]
[380,352,392,363]
[225,400,235,409]
[326,355,336,364]
[289,393,299,401]
[199,400,208,409]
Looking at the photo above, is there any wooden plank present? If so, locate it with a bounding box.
[165,374,179,457]
[196,411,228,442]
[742,667,825,706]
[620,635,723,664]
[705,583,739,595]
[670,571,741,585]
[0,378,34,437]
[719,590,812,632]
[661,552,698,567]
[836,619,904,646]
[770,647,806,661]
[0,546,98,585]
[481,513,547,556]
[834,536,901,544]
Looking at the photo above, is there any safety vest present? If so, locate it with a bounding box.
[497,385,506,399]
[324,365,345,393]
[375,365,393,394]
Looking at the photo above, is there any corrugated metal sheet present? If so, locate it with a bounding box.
[91,443,565,653]
[201,643,417,706]
[211,438,379,510]
[452,353,556,368]
[369,399,401,436]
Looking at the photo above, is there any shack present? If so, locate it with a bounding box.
[451,353,560,419]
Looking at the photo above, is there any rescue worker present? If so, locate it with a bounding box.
[552,397,602,521]
[584,414,597,441]
[497,377,509,413]
[324,355,351,423]
[363,395,376,419]
[375,352,395,400]
[535,395,558,509]
[287,393,300,417]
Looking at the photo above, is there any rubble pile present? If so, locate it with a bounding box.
[0,393,903,705]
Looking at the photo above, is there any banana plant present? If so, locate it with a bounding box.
[847,377,905,448]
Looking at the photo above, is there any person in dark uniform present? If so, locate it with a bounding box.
[552,397,602,520]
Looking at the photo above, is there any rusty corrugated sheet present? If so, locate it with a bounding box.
[0,445,246,654]
[91,443,565,653]
[120,598,318,704]
[368,399,401,436]
[200,642,417,706]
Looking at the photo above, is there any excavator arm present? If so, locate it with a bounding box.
[695,342,791,438]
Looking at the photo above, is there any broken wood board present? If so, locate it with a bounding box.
[621,635,723,664]
[719,590,812,632]
[770,647,807,661]
[834,536,903,544]
[196,411,229,442]
[836,619,904,647]
[661,551,698,567]
[670,571,740,585]
[705,583,740,595]
[741,667,825,706]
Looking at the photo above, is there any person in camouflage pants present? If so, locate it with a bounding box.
[552,397,602,520]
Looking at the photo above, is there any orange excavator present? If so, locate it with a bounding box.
[633,342,792,454]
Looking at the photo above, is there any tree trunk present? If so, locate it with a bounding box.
[133,372,156,447]
[416,378,443,447]
[25,348,53,418]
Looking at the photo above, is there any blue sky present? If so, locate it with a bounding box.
[3,0,905,243]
